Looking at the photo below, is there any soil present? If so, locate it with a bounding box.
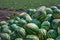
[0,9,25,21]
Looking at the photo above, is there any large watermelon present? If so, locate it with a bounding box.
[25,23,39,35]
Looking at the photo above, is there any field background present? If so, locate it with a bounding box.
[0,0,60,10]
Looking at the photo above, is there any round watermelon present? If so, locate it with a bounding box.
[26,35,39,40]
[1,33,10,40]
[25,23,39,35]
[41,21,50,30]
[47,29,57,39]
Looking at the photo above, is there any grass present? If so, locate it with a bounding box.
[0,0,60,9]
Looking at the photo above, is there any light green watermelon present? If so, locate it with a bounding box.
[26,35,39,40]
[18,19,27,27]
[19,12,32,22]
[46,8,53,14]
[15,38,23,40]
[47,38,54,40]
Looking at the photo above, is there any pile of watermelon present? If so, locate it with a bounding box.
[1,6,60,40]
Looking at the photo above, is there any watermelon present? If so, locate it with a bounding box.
[10,31,17,40]
[56,4,60,9]
[56,35,60,40]
[0,21,8,25]
[47,29,57,39]
[1,25,9,29]
[14,27,26,38]
[41,21,50,30]
[15,38,23,40]
[30,18,41,27]
[46,8,53,14]
[45,14,53,21]
[14,16,20,21]
[26,35,39,40]
[10,24,19,31]
[47,38,54,40]
[18,19,27,27]
[51,6,58,10]
[2,28,11,34]
[25,23,39,35]
[19,12,32,22]
[33,6,47,22]
[27,9,36,16]
[13,20,19,24]
[1,33,10,40]
[52,19,60,30]
[39,28,47,40]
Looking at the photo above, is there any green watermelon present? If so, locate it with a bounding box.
[46,8,53,14]
[56,35,60,40]
[14,16,20,21]
[45,14,53,21]
[47,38,54,40]
[19,12,32,22]
[14,27,26,38]
[1,33,10,40]
[39,28,47,40]
[41,21,50,30]
[0,21,8,25]
[52,19,60,30]
[10,24,19,31]
[30,18,41,27]
[1,25,9,29]
[2,28,12,34]
[26,35,39,40]
[27,9,36,16]
[33,6,47,22]
[51,6,58,10]
[18,19,27,27]
[25,23,39,35]
[47,29,57,39]
[8,19,15,25]
[15,38,23,40]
